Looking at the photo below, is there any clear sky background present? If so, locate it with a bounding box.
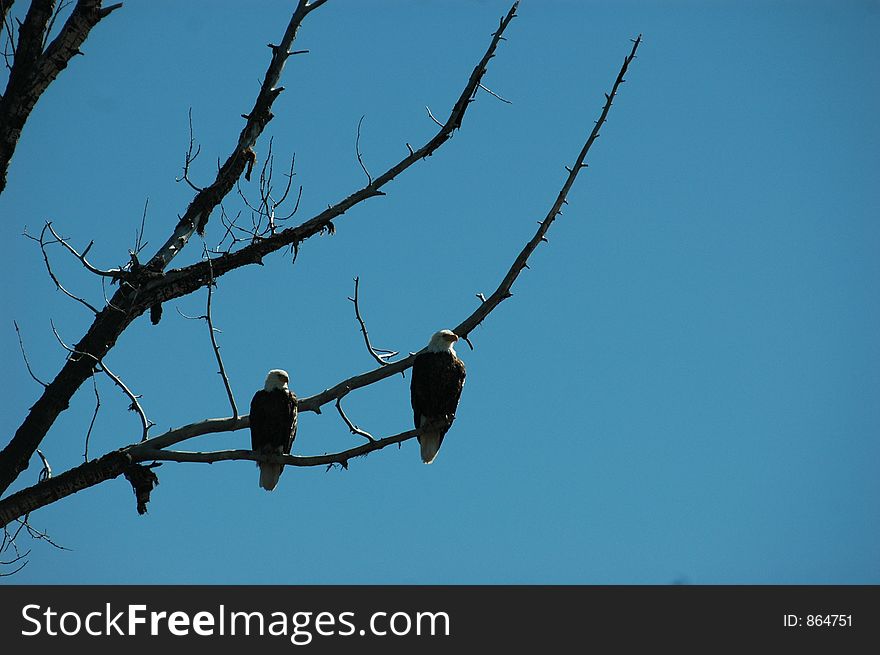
[1,0,878,584]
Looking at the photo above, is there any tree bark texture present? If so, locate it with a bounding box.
[0,1,121,195]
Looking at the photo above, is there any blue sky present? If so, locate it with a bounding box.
[1,0,878,584]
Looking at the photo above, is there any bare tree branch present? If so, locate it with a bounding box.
[454,34,642,341]
[355,114,372,186]
[0,1,519,495]
[1,2,16,72]
[0,0,328,493]
[44,221,125,279]
[1,8,639,537]
[95,360,151,441]
[26,223,101,314]
[83,373,100,461]
[135,431,415,469]
[0,0,122,196]
[203,248,238,418]
[133,196,149,256]
[50,320,153,441]
[335,387,376,443]
[174,107,203,193]
[129,1,522,316]
[0,26,644,515]
[478,82,512,104]
[349,276,399,366]
[36,448,51,481]
[425,105,443,128]
[42,0,73,50]
[144,0,321,265]
[13,320,48,387]
[298,33,643,415]
[0,548,29,577]
[0,2,14,49]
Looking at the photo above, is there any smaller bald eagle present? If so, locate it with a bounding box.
[410,330,467,464]
[250,369,297,491]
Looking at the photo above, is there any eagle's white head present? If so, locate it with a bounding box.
[264,369,290,391]
[426,329,459,354]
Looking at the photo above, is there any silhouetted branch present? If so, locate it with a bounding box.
[204,249,238,418]
[26,223,101,314]
[36,449,51,482]
[0,545,29,577]
[298,33,642,414]
[0,0,329,495]
[349,276,399,366]
[44,221,125,279]
[135,428,417,469]
[355,114,372,185]
[0,0,122,196]
[83,374,100,461]
[42,1,74,50]
[0,6,641,531]
[133,197,149,256]
[453,34,642,340]
[175,107,203,192]
[50,320,153,441]
[478,82,512,104]
[13,320,48,387]
[335,387,376,442]
[128,2,521,324]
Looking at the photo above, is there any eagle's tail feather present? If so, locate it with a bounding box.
[259,462,283,491]
[419,432,442,464]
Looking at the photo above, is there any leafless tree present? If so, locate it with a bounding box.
[0,0,122,196]
[0,0,640,570]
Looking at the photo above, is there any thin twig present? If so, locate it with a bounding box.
[26,224,100,314]
[42,0,73,50]
[13,321,47,387]
[19,518,69,551]
[134,197,150,256]
[479,82,512,104]
[355,115,372,186]
[425,106,444,128]
[139,2,522,309]
[35,449,51,482]
[96,359,152,442]
[0,2,538,503]
[277,183,303,222]
[349,276,398,366]
[235,140,302,237]
[100,276,126,313]
[297,32,642,415]
[1,3,16,71]
[49,320,153,441]
[44,222,124,279]
[0,553,28,577]
[203,248,238,418]
[275,154,298,208]
[175,108,203,192]
[335,387,376,442]
[451,34,643,341]
[83,374,100,462]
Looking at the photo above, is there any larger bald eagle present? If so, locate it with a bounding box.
[410,330,466,464]
[250,369,297,491]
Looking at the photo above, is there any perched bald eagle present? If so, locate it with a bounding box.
[250,369,297,491]
[410,330,467,464]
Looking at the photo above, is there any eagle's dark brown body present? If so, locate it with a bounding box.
[411,350,466,464]
[250,387,297,490]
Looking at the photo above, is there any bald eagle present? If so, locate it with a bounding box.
[250,369,297,491]
[410,330,467,464]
